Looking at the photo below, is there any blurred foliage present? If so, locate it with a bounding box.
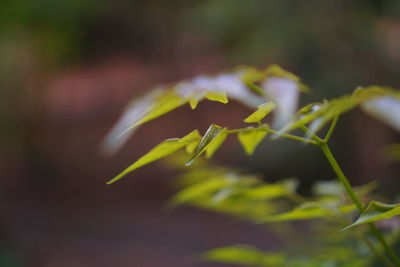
[0,0,103,61]
[171,161,395,267]
[107,64,400,265]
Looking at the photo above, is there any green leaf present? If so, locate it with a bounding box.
[122,90,187,134]
[264,64,300,82]
[170,176,231,205]
[241,64,300,83]
[200,245,285,267]
[171,168,279,219]
[238,127,268,155]
[244,102,276,123]
[186,124,224,165]
[279,86,400,135]
[205,128,228,158]
[260,202,356,222]
[205,91,228,104]
[343,201,400,230]
[241,182,293,200]
[107,130,200,184]
[189,97,202,110]
[184,130,202,154]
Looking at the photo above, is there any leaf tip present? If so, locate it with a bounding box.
[185,159,194,166]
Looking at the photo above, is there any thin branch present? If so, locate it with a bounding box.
[324,116,339,143]
[226,127,317,145]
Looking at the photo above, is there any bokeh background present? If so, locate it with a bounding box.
[1,0,400,266]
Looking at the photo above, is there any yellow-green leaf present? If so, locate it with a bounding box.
[200,245,286,267]
[260,202,356,222]
[183,130,202,154]
[189,98,200,109]
[107,130,200,184]
[343,201,400,230]
[186,124,224,165]
[238,128,268,155]
[265,64,300,82]
[279,86,400,135]
[205,91,228,104]
[242,183,291,200]
[205,128,228,158]
[170,177,231,205]
[244,102,276,123]
[124,91,187,133]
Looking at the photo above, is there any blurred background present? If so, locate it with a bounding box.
[1,0,400,266]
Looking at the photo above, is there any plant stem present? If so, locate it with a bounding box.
[335,216,395,266]
[299,119,400,266]
[358,232,396,267]
[319,143,363,209]
[323,116,339,143]
[319,142,400,266]
[226,127,317,144]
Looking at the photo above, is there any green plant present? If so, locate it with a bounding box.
[104,65,400,266]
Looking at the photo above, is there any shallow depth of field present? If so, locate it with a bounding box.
[2,1,400,266]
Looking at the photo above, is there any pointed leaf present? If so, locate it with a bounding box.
[279,86,400,135]
[242,183,292,200]
[205,91,228,104]
[238,128,268,155]
[101,90,162,155]
[189,98,200,109]
[107,130,200,184]
[265,64,300,82]
[170,177,231,205]
[186,124,224,165]
[123,90,187,133]
[343,201,400,230]
[183,130,202,154]
[244,102,276,123]
[260,202,356,222]
[200,245,285,267]
[205,128,228,158]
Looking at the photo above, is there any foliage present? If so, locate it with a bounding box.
[106,65,400,266]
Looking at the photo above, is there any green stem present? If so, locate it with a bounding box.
[323,116,339,143]
[226,127,317,145]
[300,125,324,144]
[335,215,395,266]
[358,232,396,267]
[299,120,400,266]
[319,143,363,209]
[319,142,400,266]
